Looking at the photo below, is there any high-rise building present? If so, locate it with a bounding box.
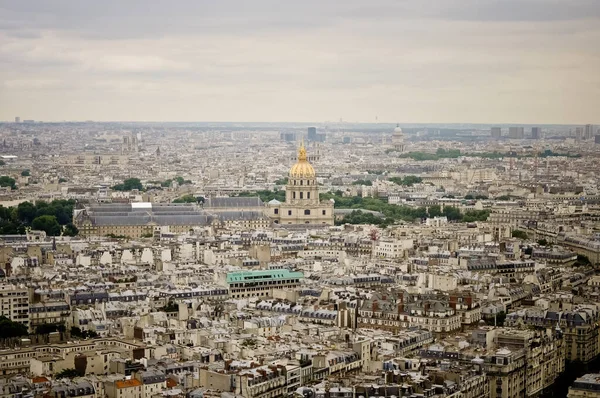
[491,127,502,138]
[307,127,317,141]
[14,117,20,123]
[280,131,297,142]
[509,127,524,139]
[595,135,600,145]
[531,127,541,139]
[585,124,595,140]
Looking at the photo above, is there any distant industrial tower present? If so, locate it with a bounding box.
[307,127,325,142]
[508,127,524,139]
[491,127,502,138]
[280,131,297,142]
[585,124,595,140]
[531,127,541,139]
[392,124,405,152]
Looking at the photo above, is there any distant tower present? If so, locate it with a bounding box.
[307,127,317,141]
[509,127,524,139]
[585,124,594,140]
[392,124,405,152]
[122,132,139,154]
[14,117,20,123]
[531,127,541,139]
[156,146,161,157]
[491,127,502,139]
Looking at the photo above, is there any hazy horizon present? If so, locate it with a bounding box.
[1,0,599,124]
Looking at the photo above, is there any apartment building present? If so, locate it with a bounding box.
[506,305,600,363]
[29,301,70,331]
[0,284,30,329]
[235,366,287,398]
[105,379,143,398]
[569,374,600,397]
[357,292,467,334]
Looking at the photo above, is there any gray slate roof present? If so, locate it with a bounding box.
[204,197,264,208]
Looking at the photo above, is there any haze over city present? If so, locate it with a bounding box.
[1,0,599,123]
[3,2,600,398]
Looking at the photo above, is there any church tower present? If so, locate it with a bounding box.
[266,141,334,226]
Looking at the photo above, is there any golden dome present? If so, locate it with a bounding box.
[289,140,316,178]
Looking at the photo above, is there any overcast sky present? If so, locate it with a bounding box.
[0,0,599,124]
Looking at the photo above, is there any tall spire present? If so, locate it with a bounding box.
[298,138,307,161]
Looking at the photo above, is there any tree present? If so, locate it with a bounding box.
[35,323,62,335]
[17,202,37,224]
[464,194,474,199]
[173,194,198,203]
[352,179,373,186]
[462,210,490,222]
[0,316,28,339]
[512,230,529,240]
[55,369,80,379]
[575,255,591,266]
[70,326,98,339]
[175,176,192,185]
[21,170,30,177]
[63,223,79,237]
[484,311,506,327]
[389,176,423,186]
[428,205,443,218]
[337,210,388,227]
[32,215,61,236]
[0,176,16,189]
[112,178,143,191]
[442,206,462,221]
[0,160,5,166]
[237,190,285,203]
[537,239,548,246]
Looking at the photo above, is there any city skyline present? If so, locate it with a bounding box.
[1,0,599,124]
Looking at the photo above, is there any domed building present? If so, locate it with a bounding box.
[392,124,405,152]
[267,141,334,226]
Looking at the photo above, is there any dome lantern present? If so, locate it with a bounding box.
[289,139,316,178]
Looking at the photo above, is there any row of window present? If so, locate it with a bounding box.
[291,179,315,186]
[292,191,311,200]
[274,209,327,216]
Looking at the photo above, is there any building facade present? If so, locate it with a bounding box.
[0,284,29,329]
[266,142,334,226]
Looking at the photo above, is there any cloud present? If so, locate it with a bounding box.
[0,0,599,123]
